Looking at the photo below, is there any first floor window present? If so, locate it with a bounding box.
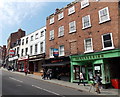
[50,48,54,57]
[69,21,76,33]
[30,45,33,55]
[58,26,64,37]
[50,17,54,24]
[25,48,28,55]
[50,30,54,40]
[59,45,64,56]
[21,49,24,56]
[81,0,89,9]
[102,33,114,49]
[35,44,38,54]
[99,7,110,23]
[40,42,43,53]
[82,15,91,29]
[68,6,75,15]
[84,38,93,52]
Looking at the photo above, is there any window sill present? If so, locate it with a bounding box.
[49,56,54,58]
[58,35,64,38]
[84,50,94,54]
[99,19,111,24]
[68,11,75,16]
[81,4,89,9]
[49,22,54,25]
[58,17,64,21]
[102,47,115,51]
[69,30,76,34]
[59,54,65,57]
[49,38,55,41]
[82,25,91,30]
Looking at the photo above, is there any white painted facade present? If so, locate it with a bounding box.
[19,26,46,58]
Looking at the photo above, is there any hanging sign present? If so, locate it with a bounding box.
[9,50,15,55]
[53,48,59,57]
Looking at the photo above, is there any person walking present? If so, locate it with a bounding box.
[78,72,85,86]
[46,69,51,80]
[94,74,102,94]
[42,68,47,80]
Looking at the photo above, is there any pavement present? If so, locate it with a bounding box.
[1,67,120,96]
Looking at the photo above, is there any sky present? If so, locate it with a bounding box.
[0,0,73,46]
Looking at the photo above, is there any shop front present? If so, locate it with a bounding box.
[18,55,29,72]
[29,53,45,75]
[42,56,70,81]
[70,49,120,88]
[8,55,18,70]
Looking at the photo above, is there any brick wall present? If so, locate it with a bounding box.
[7,29,25,56]
[46,1,119,58]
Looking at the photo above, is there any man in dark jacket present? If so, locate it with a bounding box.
[94,74,102,93]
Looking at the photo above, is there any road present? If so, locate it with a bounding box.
[1,70,119,97]
[2,70,92,97]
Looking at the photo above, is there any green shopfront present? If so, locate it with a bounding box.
[70,49,120,88]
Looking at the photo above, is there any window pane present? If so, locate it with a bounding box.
[104,41,112,48]
[103,34,111,41]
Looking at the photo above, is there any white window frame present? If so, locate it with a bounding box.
[82,15,91,29]
[30,45,33,55]
[26,37,28,44]
[68,6,75,15]
[84,38,94,53]
[40,31,44,37]
[69,21,76,33]
[25,47,28,55]
[81,0,89,9]
[101,33,114,50]
[59,45,65,56]
[49,17,54,24]
[58,26,64,37]
[49,48,54,58]
[35,44,38,54]
[35,33,38,39]
[49,30,54,40]
[31,35,33,41]
[22,39,24,45]
[40,42,44,53]
[98,7,110,24]
[58,12,64,20]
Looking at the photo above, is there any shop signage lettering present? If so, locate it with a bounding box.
[51,59,63,63]
[73,54,104,61]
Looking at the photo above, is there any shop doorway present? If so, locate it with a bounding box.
[94,64,102,77]
[87,67,94,81]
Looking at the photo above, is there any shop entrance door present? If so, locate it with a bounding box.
[94,64,102,78]
[87,67,94,81]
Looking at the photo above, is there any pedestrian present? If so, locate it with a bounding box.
[78,72,85,86]
[94,74,102,94]
[46,69,50,80]
[24,68,28,75]
[42,68,47,80]
[49,69,52,80]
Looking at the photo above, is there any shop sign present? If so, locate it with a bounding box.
[73,54,104,61]
[94,66,100,70]
[9,50,15,56]
[18,56,28,61]
[51,59,63,63]
[53,48,59,57]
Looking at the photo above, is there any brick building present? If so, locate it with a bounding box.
[6,29,25,67]
[45,0,120,88]
[0,46,3,66]
[0,45,6,66]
